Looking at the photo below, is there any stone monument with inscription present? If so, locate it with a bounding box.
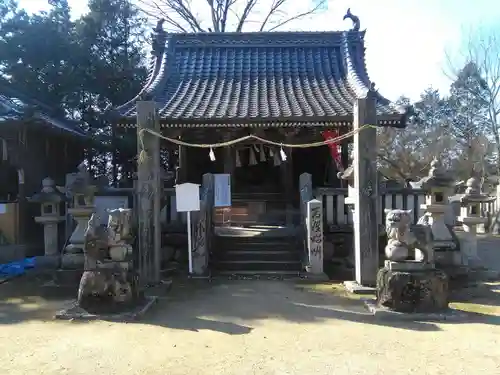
[305,199,325,278]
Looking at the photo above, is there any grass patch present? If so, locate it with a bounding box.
[450,302,500,315]
[295,282,373,301]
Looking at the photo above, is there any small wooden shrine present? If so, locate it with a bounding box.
[0,81,87,250]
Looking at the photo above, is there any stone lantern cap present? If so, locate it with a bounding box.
[417,158,454,189]
[460,176,495,204]
[67,162,97,195]
[29,177,67,203]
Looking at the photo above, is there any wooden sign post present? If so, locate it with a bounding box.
[175,182,201,274]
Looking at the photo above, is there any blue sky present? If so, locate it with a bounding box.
[17,0,500,102]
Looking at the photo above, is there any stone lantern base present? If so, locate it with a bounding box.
[374,261,449,313]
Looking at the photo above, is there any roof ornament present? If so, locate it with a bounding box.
[343,8,360,31]
[153,18,165,33]
[151,18,167,56]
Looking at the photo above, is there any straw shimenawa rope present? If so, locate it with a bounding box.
[138,124,377,165]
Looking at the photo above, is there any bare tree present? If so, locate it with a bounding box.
[377,92,455,182]
[446,27,500,173]
[135,0,328,33]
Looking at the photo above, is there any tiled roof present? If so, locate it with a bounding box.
[0,83,86,138]
[113,27,407,128]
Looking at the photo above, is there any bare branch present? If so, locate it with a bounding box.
[263,0,327,32]
[235,0,258,32]
[136,0,327,33]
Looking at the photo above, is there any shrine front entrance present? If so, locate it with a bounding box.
[233,149,281,194]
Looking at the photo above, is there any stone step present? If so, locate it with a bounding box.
[212,260,302,272]
[217,270,302,278]
[213,250,301,262]
[214,237,297,248]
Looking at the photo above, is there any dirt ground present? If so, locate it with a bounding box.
[0,237,500,375]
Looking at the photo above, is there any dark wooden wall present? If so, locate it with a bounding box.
[0,121,85,252]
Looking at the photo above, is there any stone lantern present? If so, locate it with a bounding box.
[29,177,67,264]
[62,162,98,269]
[416,158,457,265]
[458,177,494,267]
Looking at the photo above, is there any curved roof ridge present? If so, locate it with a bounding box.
[112,34,170,116]
[341,31,406,115]
[110,25,408,127]
[341,31,370,98]
[0,81,86,137]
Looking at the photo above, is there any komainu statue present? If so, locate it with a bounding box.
[384,209,433,264]
[77,209,137,313]
[375,209,448,313]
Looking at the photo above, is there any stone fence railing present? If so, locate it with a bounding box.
[61,185,500,236]
[315,187,500,233]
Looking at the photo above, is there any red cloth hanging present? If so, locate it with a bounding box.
[321,130,343,171]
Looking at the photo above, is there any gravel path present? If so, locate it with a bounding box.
[1,274,500,375]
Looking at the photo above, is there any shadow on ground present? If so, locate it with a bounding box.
[0,271,76,325]
[134,276,500,334]
[2,270,500,333]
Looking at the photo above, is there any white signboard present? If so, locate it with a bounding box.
[0,204,6,214]
[175,183,200,212]
[214,174,231,207]
[94,196,129,225]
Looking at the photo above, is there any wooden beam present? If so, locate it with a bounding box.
[352,95,379,287]
[136,101,161,286]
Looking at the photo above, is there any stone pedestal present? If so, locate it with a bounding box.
[63,205,94,268]
[35,217,64,267]
[375,261,449,313]
[417,159,458,268]
[457,218,485,268]
[77,208,141,314]
[457,177,495,268]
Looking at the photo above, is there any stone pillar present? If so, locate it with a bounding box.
[30,177,66,267]
[192,173,214,276]
[136,101,161,286]
[306,199,324,276]
[299,173,312,217]
[352,95,379,287]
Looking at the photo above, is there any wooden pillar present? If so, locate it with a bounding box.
[177,140,187,184]
[136,101,161,286]
[352,95,379,288]
[17,168,26,245]
[340,138,349,188]
[280,133,294,226]
[222,135,234,224]
[223,136,235,178]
